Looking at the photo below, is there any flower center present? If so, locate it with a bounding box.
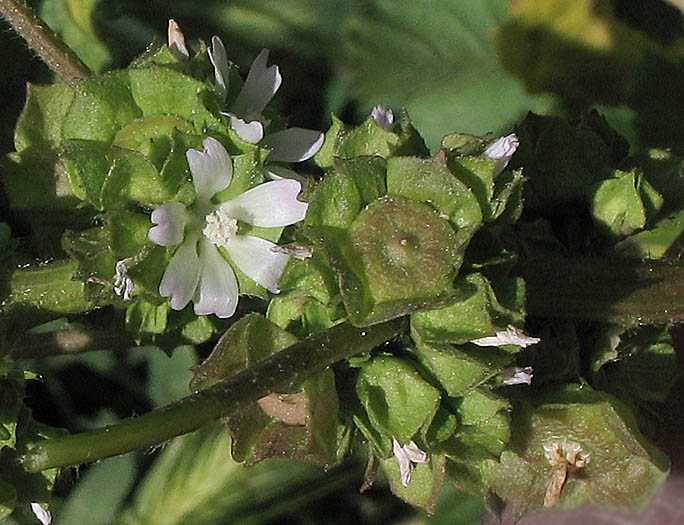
[202,208,239,246]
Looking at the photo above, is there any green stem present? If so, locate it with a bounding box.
[23,318,405,472]
[0,0,92,84]
[522,258,684,325]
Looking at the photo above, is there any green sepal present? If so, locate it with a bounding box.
[305,156,387,230]
[411,273,525,345]
[125,245,167,299]
[314,109,428,170]
[387,152,482,229]
[481,385,670,518]
[380,452,448,515]
[355,355,441,444]
[101,148,169,208]
[592,325,681,403]
[520,323,580,386]
[590,170,650,236]
[616,207,684,258]
[125,299,169,337]
[63,71,141,143]
[60,139,110,206]
[106,210,152,259]
[446,410,511,462]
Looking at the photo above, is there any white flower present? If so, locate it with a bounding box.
[471,325,540,348]
[370,105,394,131]
[148,137,308,318]
[30,503,51,525]
[501,366,534,385]
[392,438,429,487]
[483,133,519,175]
[209,37,324,180]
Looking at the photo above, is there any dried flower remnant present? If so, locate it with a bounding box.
[543,440,591,508]
[471,325,540,348]
[393,438,429,487]
[501,366,534,385]
[113,258,135,301]
[167,19,189,62]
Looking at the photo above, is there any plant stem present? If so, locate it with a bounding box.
[0,0,92,84]
[522,258,684,325]
[23,318,405,472]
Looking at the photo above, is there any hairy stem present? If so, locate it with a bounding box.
[522,258,684,325]
[0,0,92,84]
[23,318,405,472]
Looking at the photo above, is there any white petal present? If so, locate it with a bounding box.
[370,105,394,131]
[403,441,429,464]
[30,503,52,525]
[159,235,201,311]
[168,20,189,61]
[114,258,135,301]
[186,137,233,201]
[220,179,307,227]
[393,439,413,487]
[260,128,324,163]
[471,325,540,348]
[149,202,189,246]
[209,36,229,100]
[194,238,239,318]
[229,114,264,144]
[501,366,534,386]
[224,235,290,293]
[232,49,282,117]
[483,133,519,175]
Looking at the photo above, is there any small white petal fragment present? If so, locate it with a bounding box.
[224,235,291,293]
[220,179,308,227]
[159,236,201,311]
[393,439,429,487]
[260,128,325,163]
[114,258,135,301]
[228,114,264,144]
[471,325,540,348]
[232,49,282,117]
[371,105,394,131]
[543,440,591,508]
[501,366,534,386]
[167,19,189,62]
[193,238,239,318]
[209,36,230,99]
[483,133,519,175]
[149,202,188,246]
[186,137,233,201]
[30,503,52,525]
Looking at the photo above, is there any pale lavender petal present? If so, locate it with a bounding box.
[232,49,282,117]
[149,202,188,246]
[186,137,233,201]
[393,439,412,487]
[501,366,534,385]
[224,235,290,293]
[220,179,307,227]
[30,503,51,525]
[371,105,394,131]
[168,20,189,62]
[471,325,540,348]
[265,165,307,186]
[403,441,429,464]
[229,114,264,144]
[483,133,519,175]
[260,128,324,163]
[159,236,201,311]
[209,36,229,100]
[193,238,239,318]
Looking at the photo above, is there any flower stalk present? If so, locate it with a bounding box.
[0,0,92,85]
[23,318,405,472]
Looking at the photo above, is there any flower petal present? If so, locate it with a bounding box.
[194,238,239,318]
[149,202,189,246]
[209,36,229,100]
[224,235,290,293]
[404,441,429,464]
[168,20,189,62]
[30,503,52,525]
[232,49,282,118]
[228,114,264,144]
[370,105,394,131]
[186,137,233,201]
[159,235,201,311]
[471,325,540,348]
[393,438,412,487]
[483,133,519,175]
[501,366,534,386]
[220,179,307,227]
[260,128,324,163]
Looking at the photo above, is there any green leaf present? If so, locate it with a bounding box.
[339,0,553,150]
